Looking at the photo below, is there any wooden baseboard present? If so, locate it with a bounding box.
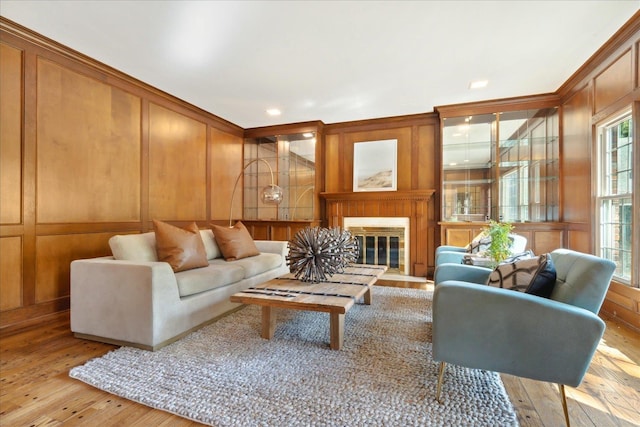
[0,310,70,338]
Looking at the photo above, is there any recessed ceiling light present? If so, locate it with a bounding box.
[266,108,281,116]
[303,132,313,138]
[469,80,488,89]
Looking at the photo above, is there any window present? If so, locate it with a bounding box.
[597,111,633,284]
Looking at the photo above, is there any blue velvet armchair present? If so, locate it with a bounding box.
[432,249,616,427]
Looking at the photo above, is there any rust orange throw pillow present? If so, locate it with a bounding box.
[210,221,260,261]
[153,220,209,272]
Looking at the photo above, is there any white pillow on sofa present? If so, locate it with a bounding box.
[109,232,158,262]
[109,229,222,262]
[200,229,222,260]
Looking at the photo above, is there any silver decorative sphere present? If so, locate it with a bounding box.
[287,227,360,283]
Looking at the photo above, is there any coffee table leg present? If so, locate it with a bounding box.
[329,312,344,350]
[261,306,276,339]
[363,287,372,305]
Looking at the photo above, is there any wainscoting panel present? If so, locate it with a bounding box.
[415,124,438,190]
[531,230,564,256]
[149,103,208,221]
[440,224,485,248]
[0,236,22,311]
[0,42,22,225]
[324,134,341,193]
[210,127,243,221]
[594,48,633,114]
[35,233,113,304]
[603,282,640,330]
[567,229,591,253]
[36,58,142,223]
[561,85,592,224]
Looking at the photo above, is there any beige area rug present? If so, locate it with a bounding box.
[70,286,518,426]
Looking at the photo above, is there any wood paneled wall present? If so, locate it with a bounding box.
[2,12,640,334]
[558,12,640,330]
[324,115,440,276]
[0,20,244,334]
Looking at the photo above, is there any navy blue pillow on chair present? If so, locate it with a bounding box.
[525,254,557,298]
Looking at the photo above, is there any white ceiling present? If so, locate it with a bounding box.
[1,1,638,129]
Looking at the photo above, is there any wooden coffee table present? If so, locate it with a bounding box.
[230,264,387,350]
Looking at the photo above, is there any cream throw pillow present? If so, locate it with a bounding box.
[200,229,222,260]
[109,232,158,262]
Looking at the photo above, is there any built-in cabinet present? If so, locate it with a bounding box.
[243,131,317,221]
[439,106,560,224]
[238,122,325,237]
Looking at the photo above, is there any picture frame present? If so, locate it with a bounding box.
[353,139,397,192]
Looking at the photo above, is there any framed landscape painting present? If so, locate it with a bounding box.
[353,139,397,192]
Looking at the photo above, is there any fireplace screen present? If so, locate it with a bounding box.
[349,227,405,274]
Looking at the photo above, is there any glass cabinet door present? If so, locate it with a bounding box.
[442,108,559,223]
[497,108,559,222]
[243,132,316,221]
[442,113,496,222]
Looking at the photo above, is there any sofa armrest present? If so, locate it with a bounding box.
[435,245,466,257]
[254,240,289,259]
[432,281,605,387]
[433,263,492,285]
[70,257,180,347]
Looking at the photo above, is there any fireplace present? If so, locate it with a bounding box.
[343,217,410,275]
[321,189,435,277]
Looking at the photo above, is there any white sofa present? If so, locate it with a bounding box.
[70,229,289,350]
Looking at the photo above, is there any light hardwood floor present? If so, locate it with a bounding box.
[1,280,639,426]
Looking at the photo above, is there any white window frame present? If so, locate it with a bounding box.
[595,108,636,287]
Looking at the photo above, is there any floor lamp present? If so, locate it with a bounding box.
[228,158,283,227]
[291,185,315,220]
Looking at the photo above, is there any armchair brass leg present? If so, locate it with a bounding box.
[436,361,446,403]
[559,384,571,427]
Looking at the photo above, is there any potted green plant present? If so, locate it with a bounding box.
[483,220,514,267]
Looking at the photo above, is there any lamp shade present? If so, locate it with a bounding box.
[228,158,283,227]
[261,184,283,204]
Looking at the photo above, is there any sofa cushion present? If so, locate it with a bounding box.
[486,255,546,292]
[486,253,556,298]
[109,232,158,262]
[525,254,557,298]
[175,264,246,297]
[153,220,209,272]
[465,232,491,254]
[211,221,260,261]
[200,229,222,260]
[210,253,283,278]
